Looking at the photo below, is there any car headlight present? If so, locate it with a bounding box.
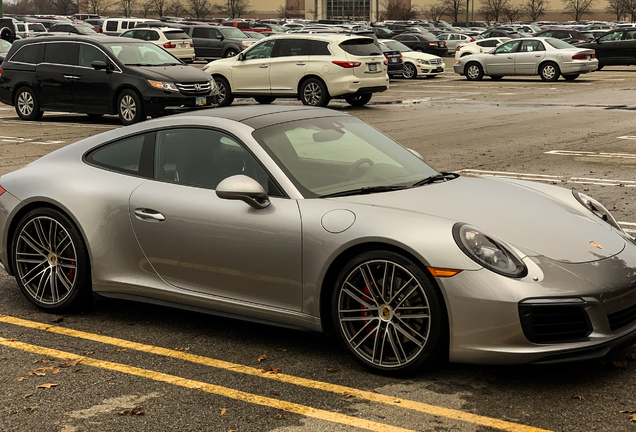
[573,191,623,232]
[148,80,178,92]
[417,58,430,65]
[241,41,253,47]
[209,79,217,90]
[453,223,527,278]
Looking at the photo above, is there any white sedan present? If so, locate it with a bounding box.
[454,37,511,59]
[454,37,597,82]
[436,32,475,55]
[380,39,445,79]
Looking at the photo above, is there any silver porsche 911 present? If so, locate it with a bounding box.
[1,106,636,375]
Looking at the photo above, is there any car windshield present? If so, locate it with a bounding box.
[544,38,575,49]
[103,42,181,65]
[253,116,439,197]
[221,27,247,38]
[381,39,412,52]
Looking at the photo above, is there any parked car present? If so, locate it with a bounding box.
[242,30,267,40]
[203,34,389,107]
[392,33,446,56]
[454,37,597,81]
[2,105,636,375]
[454,37,511,59]
[435,32,475,55]
[102,18,160,36]
[477,29,524,39]
[0,17,20,42]
[379,42,404,77]
[48,23,99,35]
[534,28,592,44]
[181,25,254,60]
[575,28,636,69]
[15,22,47,39]
[380,39,445,78]
[0,35,219,125]
[0,39,11,61]
[120,27,195,63]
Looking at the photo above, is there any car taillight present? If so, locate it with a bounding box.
[0,68,3,76]
[572,52,595,59]
[399,53,403,59]
[0,185,5,196]
[384,59,388,65]
[470,38,475,42]
[429,42,437,46]
[163,42,176,49]
[190,42,194,47]
[332,61,361,68]
[384,54,388,59]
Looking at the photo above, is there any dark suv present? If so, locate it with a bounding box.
[0,35,219,125]
[0,18,19,42]
[180,25,254,59]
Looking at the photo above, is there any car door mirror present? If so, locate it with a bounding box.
[237,52,245,61]
[216,34,224,40]
[216,175,270,209]
[91,60,109,71]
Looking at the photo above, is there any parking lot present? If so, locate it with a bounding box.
[1,62,636,432]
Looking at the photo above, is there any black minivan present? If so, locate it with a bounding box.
[0,35,219,125]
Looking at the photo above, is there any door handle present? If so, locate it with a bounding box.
[259,64,269,68]
[63,75,80,80]
[296,62,306,66]
[134,208,166,222]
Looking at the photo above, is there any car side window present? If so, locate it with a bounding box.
[600,31,623,41]
[120,30,134,38]
[274,39,308,57]
[43,42,78,65]
[244,39,275,60]
[192,27,208,38]
[148,31,160,41]
[309,40,330,55]
[105,21,118,32]
[86,133,154,177]
[10,43,44,64]
[209,28,221,39]
[78,44,109,67]
[624,30,636,40]
[494,40,521,54]
[520,40,545,52]
[154,128,279,195]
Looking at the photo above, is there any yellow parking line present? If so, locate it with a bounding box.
[0,314,551,432]
[0,337,413,432]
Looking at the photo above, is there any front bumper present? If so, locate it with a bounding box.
[141,88,220,116]
[418,64,445,76]
[439,239,636,364]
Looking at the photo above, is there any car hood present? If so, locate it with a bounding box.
[402,51,440,61]
[335,175,625,264]
[129,65,211,82]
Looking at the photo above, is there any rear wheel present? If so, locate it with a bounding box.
[254,96,276,104]
[332,250,445,376]
[117,89,145,125]
[563,74,579,81]
[215,76,234,107]
[344,93,372,107]
[15,87,43,121]
[300,78,330,107]
[402,63,417,79]
[465,62,483,81]
[539,62,560,82]
[12,208,92,313]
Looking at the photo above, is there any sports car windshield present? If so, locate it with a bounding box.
[103,42,181,66]
[253,116,439,197]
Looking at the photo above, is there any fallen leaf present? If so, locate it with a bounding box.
[175,347,189,351]
[23,394,33,399]
[276,348,288,352]
[58,360,79,368]
[621,410,636,414]
[343,392,355,398]
[82,351,95,356]
[16,377,28,382]
[36,383,58,389]
[257,354,268,362]
[394,400,401,404]
[571,395,585,400]
[631,414,636,422]
[274,414,285,419]
[613,360,629,369]
[118,410,130,416]
[220,408,228,416]
[327,368,338,373]
[52,317,64,323]
[8,338,18,342]
[32,359,54,365]
[270,391,280,396]
[130,407,144,415]
[262,366,282,374]
[23,406,37,412]
[116,348,127,352]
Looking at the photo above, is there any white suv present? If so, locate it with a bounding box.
[203,34,389,107]
[120,27,195,63]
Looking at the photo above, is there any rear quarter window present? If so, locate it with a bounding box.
[86,133,153,177]
[10,43,44,64]
[338,39,382,56]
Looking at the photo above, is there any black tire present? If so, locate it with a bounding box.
[490,75,503,80]
[332,250,445,376]
[299,78,330,107]
[14,87,43,121]
[563,74,579,81]
[254,96,276,104]
[215,76,234,107]
[0,27,12,42]
[344,93,372,107]
[402,62,417,79]
[117,89,146,125]
[12,208,92,313]
[539,62,560,82]
[597,64,604,71]
[224,49,238,58]
[464,62,484,81]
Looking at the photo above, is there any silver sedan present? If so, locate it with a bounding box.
[1,106,635,375]
[454,37,598,81]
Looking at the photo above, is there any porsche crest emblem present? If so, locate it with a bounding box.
[590,241,603,250]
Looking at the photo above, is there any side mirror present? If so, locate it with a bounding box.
[91,60,110,72]
[216,175,270,209]
[216,35,224,40]
[237,52,245,61]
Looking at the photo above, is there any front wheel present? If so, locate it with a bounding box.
[12,208,92,313]
[539,62,560,82]
[402,63,417,79]
[465,62,484,81]
[344,93,372,107]
[224,49,238,58]
[332,250,445,375]
[117,89,146,125]
[215,76,234,107]
[15,87,43,121]
[563,74,579,81]
[300,78,330,107]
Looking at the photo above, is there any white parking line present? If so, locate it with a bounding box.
[0,136,65,145]
[457,169,636,187]
[0,120,116,129]
[546,150,636,159]
[618,136,636,140]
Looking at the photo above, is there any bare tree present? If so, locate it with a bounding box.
[440,0,465,23]
[141,0,153,16]
[606,0,627,20]
[562,0,594,21]
[120,0,135,17]
[502,5,524,21]
[87,0,114,15]
[423,3,447,20]
[479,0,509,22]
[524,0,549,20]
[379,0,420,20]
[187,0,212,18]
[52,0,79,14]
[212,0,252,18]
[168,0,186,16]
[624,0,636,21]
[150,0,170,16]
[277,3,303,18]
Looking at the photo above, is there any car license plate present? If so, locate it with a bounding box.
[390,57,398,63]
[179,43,187,48]
[368,63,378,72]
[195,97,206,106]
[435,67,443,72]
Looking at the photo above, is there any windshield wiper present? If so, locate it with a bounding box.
[412,172,459,187]
[321,185,408,198]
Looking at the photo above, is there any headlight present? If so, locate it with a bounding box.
[417,58,430,65]
[241,41,253,47]
[148,80,178,92]
[453,223,527,278]
[209,79,217,90]
[573,191,623,232]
